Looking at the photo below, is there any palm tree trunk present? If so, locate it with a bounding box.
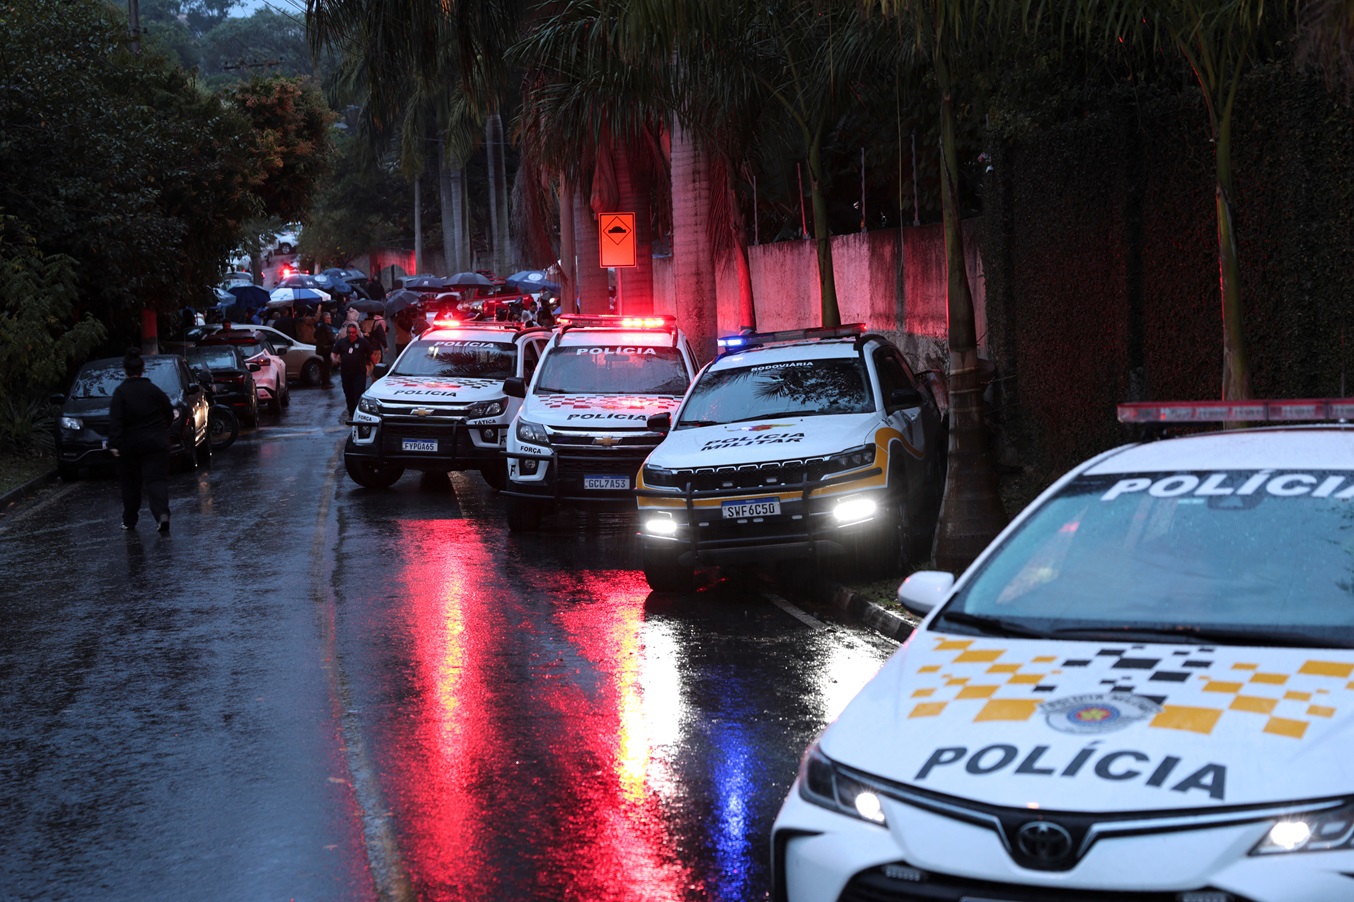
[1215,114,1251,401]
[438,139,455,273]
[559,176,577,310]
[613,138,654,314]
[485,110,511,274]
[413,172,423,274]
[730,175,756,331]
[807,137,840,328]
[671,120,718,363]
[575,184,608,313]
[931,50,1007,574]
[450,164,469,271]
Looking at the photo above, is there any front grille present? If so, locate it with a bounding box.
[840,865,1249,902]
[647,455,857,491]
[554,447,651,488]
[551,431,657,448]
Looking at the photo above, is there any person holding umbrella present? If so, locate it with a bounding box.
[314,310,336,387]
[332,322,378,418]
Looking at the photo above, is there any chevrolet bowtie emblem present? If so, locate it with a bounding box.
[594,435,622,447]
[412,408,434,416]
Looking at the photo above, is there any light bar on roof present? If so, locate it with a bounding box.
[556,314,676,330]
[718,322,866,351]
[1118,399,1354,424]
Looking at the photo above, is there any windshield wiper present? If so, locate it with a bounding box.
[934,611,1057,640]
[678,420,719,427]
[1049,624,1352,649]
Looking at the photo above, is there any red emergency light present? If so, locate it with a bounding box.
[557,314,676,331]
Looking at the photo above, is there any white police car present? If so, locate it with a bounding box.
[501,315,699,531]
[635,323,946,592]
[344,319,549,489]
[774,399,1354,902]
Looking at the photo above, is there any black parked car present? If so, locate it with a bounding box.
[185,345,261,426]
[53,354,211,480]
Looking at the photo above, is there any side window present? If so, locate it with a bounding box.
[872,348,914,410]
[521,339,545,380]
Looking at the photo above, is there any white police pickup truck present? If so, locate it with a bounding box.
[634,323,947,592]
[774,399,1354,902]
[344,319,549,489]
[501,315,700,532]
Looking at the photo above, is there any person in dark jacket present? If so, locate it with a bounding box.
[332,323,377,418]
[313,310,336,387]
[108,348,174,532]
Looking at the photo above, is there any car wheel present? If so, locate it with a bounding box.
[267,388,281,414]
[642,544,695,593]
[58,462,79,482]
[480,461,508,491]
[504,496,543,532]
[854,491,914,579]
[281,383,290,408]
[301,360,321,387]
[343,444,404,488]
[277,242,293,255]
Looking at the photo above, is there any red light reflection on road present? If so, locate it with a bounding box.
[385,521,692,900]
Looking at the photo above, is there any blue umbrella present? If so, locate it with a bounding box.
[505,270,561,294]
[227,284,271,311]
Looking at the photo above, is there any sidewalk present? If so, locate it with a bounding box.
[825,581,920,642]
[0,466,57,515]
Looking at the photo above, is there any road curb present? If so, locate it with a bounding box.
[0,467,58,515]
[828,583,919,642]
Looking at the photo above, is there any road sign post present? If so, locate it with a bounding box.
[599,213,636,268]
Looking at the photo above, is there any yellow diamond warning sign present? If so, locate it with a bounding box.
[599,212,636,268]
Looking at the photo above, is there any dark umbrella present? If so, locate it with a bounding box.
[349,297,386,314]
[504,270,561,293]
[446,271,494,289]
[227,284,270,312]
[384,289,423,318]
[403,274,448,292]
[322,267,368,283]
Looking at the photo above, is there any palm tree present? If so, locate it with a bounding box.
[865,0,1011,571]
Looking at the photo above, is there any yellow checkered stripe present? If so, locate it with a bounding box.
[908,638,1353,741]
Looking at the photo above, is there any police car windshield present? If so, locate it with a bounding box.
[677,358,872,426]
[534,345,689,395]
[939,471,1354,647]
[395,339,516,380]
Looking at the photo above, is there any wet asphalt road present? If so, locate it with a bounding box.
[0,383,896,901]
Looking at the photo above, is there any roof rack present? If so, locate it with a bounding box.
[716,322,865,355]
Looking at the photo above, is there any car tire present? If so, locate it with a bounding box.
[504,496,543,532]
[196,427,212,468]
[642,544,695,593]
[301,359,321,387]
[58,462,79,482]
[343,443,404,489]
[267,388,281,414]
[277,242,293,255]
[281,383,290,408]
[480,461,508,491]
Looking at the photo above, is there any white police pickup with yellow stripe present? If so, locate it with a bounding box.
[634,324,947,592]
[773,402,1354,902]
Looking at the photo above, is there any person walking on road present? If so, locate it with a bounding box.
[314,310,336,387]
[333,322,377,418]
[108,348,174,532]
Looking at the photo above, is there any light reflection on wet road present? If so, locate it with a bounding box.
[0,384,894,900]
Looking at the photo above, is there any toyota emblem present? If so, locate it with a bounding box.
[1015,821,1074,866]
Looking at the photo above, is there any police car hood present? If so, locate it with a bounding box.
[822,633,1354,811]
[524,393,682,429]
[370,374,502,403]
[645,414,875,467]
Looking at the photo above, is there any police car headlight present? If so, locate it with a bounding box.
[516,418,548,446]
[832,495,878,525]
[466,399,506,419]
[643,514,679,536]
[1254,803,1354,855]
[825,444,876,473]
[60,416,82,432]
[358,397,382,415]
[798,744,887,826]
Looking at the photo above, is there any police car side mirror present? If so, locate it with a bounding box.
[50,392,66,404]
[888,386,924,410]
[647,412,671,433]
[504,377,526,399]
[373,363,388,379]
[248,362,262,372]
[896,570,955,616]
